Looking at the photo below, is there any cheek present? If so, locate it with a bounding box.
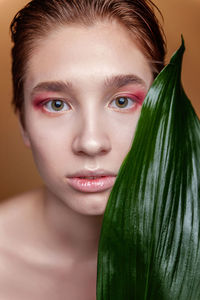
[112,109,141,146]
[31,141,60,176]
[26,124,68,178]
[109,109,141,168]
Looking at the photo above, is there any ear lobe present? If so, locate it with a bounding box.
[21,127,31,148]
[17,115,31,148]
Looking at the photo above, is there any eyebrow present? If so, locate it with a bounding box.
[30,74,146,97]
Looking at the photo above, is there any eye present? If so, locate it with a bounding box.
[109,96,137,110]
[43,99,70,112]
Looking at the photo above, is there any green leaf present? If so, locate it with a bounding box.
[97,37,200,300]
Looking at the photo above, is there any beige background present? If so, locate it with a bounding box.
[0,0,199,200]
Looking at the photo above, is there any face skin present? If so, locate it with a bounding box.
[22,20,153,216]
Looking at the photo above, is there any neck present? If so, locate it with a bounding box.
[42,187,104,260]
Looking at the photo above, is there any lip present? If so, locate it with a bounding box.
[66,169,117,193]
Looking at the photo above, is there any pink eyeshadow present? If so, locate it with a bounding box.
[32,93,53,110]
[117,85,147,105]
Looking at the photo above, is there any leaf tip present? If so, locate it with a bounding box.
[169,35,185,66]
[180,34,185,51]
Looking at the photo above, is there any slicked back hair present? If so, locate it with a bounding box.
[10,0,166,125]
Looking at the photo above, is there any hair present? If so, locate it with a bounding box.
[10,0,166,125]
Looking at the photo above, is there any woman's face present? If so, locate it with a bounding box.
[22,20,153,215]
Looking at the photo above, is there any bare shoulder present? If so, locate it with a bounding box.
[0,187,46,254]
[0,188,96,299]
[0,188,46,298]
[0,187,44,230]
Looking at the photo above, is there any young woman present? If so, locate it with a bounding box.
[0,0,165,299]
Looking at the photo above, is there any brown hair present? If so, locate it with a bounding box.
[10,0,166,125]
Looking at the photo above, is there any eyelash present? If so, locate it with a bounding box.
[38,95,140,114]
[42,99,70,113]
[109,96,139,111]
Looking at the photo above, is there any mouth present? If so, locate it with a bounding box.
[66,170,117,193]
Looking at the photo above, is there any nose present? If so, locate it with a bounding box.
[72,111,111,157]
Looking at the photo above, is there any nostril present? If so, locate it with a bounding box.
[72,134,111,157]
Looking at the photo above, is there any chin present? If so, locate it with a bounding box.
[69,191,110,216]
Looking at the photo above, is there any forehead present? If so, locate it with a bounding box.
[24,20,153,96]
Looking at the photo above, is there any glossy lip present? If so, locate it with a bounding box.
[66,169,117,193]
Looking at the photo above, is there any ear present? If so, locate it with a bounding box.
[17,113,31,148]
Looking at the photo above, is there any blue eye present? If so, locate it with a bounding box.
[110,96,136,110]
[44,99,70,112]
